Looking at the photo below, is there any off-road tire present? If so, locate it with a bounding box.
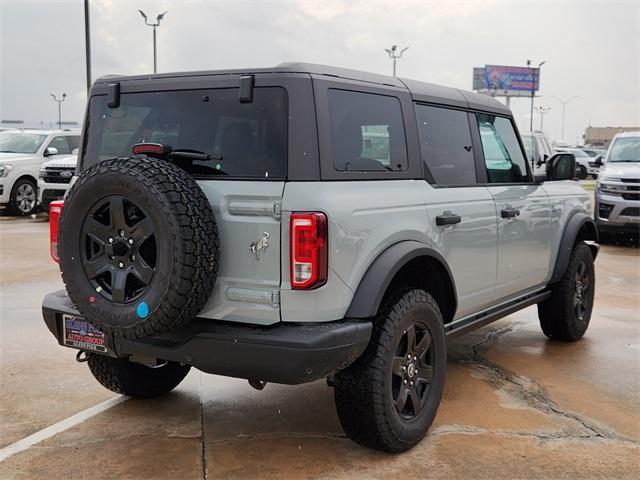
[87,354,190,398]
[8,177,38,216]
[538,243,595,341]
[334,289,446,453]
[59,156,219,339]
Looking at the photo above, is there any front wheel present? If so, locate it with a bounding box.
[87,354,190,398]
[9,178,38,215]
[538,243,595,341]
[334,289,446,453]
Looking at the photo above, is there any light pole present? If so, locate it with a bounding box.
[139,10,167,74]
[385,45,408,77]
[526,60,545,131]
[50,93,67,129]
[551,94,581,140]
[534,106,551,132]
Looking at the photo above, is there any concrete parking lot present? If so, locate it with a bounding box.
[0,214,638,479]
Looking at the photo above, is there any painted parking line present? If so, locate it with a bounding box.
[0,395,127,462]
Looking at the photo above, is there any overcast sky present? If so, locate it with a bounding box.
[1,0,639,144]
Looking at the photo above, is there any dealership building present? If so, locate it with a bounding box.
[583,126,640,148]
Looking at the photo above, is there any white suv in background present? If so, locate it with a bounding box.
[521,131,554,174]
[38,154,78,211]
[555,147,600,179]
[0,130,80,215]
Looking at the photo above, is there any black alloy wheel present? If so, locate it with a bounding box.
[81,196,156,303]
[391,322,435,419]
[573,260,591,323]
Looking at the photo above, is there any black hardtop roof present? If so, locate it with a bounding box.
[95,62,510,115]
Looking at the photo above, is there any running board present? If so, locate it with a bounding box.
[445,290,551,339]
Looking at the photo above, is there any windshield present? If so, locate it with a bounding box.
[0,133,47,154]
[608,137,640,162]
[82,87,288,178]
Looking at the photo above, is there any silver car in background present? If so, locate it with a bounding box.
[595,131,640,235]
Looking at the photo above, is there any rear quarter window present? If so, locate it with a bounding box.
[328,89,407,172]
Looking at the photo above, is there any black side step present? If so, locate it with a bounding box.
[445,290,550,339]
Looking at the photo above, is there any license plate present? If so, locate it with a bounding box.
[62,315,107,353]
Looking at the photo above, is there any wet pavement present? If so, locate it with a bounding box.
[1,215,639,479]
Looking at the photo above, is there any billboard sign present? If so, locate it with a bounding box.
[483,65,539,92]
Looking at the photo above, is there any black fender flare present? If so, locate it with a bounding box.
[345,241,457,319]
[550,212,599,284]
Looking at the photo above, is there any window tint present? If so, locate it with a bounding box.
[48,136,72,154]
[476,114,529,183]
[82,87,288,179]
[328,89,407,172]
[415,104,476,185]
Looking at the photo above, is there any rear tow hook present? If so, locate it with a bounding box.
[76,350,90,363]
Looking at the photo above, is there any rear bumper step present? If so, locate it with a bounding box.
[42,290,372,385]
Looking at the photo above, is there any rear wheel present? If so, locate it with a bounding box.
[334,289,446,453]
[538,243,595,341]
[87,354,190,398]
[9,178,37,215]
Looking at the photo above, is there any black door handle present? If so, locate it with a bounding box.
[436,211,462,226]
[501,207,521,219]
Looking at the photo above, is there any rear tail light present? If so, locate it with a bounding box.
[290,212,328,289]
[49,200,64,262]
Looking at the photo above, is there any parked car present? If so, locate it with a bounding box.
[595,131,640,235]
[582,147,607,159]
[521,131,554,174]
[555,147,600,179]
[42,63,598,453]
[38,154,77,211]
[0,130,80,215]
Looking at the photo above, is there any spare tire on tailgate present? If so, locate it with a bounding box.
[58,156,219,339]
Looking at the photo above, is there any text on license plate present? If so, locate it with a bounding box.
[62,315,107,353]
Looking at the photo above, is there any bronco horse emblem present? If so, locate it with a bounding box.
[250,232,271,261]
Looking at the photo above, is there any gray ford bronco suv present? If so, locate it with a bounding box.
[43,63,599,453]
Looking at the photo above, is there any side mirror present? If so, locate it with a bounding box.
[44,147,59,157]
[546,153,576,181]
[594,155,603,167]
[71,147,79,155]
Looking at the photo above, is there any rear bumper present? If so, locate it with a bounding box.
[42,290,372,385]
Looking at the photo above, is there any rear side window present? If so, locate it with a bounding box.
[328,89,407,172]
[415,104,476,186]
[82,87,288,179]
[476,114,529,183]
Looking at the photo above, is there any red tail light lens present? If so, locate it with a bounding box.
[49,200,64,262]
[290,212,328,289]
[131,143,168,155]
